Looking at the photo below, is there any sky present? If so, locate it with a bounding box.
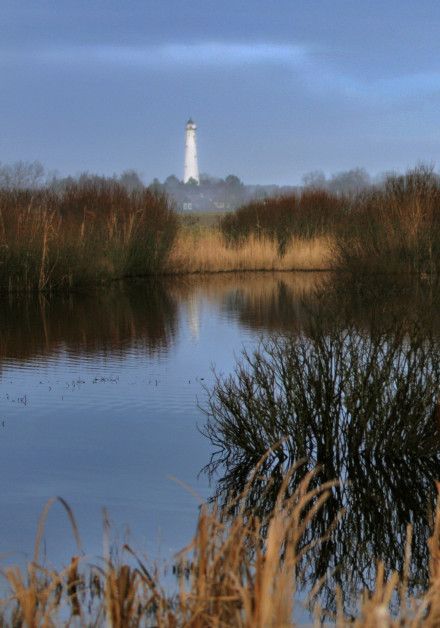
[1,0,440,184]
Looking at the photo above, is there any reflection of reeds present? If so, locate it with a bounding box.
[0,283,178,362]
[5,273,440,368]
[167,230,334,273]
[0,273,327,366]
[1,466,440,625]
[167,269,327,300]
[168,270,330,336]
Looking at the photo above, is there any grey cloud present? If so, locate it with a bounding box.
[32,42,310,69]
[3,40,440,107]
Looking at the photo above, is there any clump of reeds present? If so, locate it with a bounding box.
[2,465,440,625]
[0,466,337,626]
[219,166,440,276]
[334,165,440,275]
[0,181,178,292]
[220,190,346,254]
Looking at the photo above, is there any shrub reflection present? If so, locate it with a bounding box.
[203,320,440,613]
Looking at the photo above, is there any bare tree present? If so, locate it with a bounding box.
[302,170,327,189]
[0,160,45,189]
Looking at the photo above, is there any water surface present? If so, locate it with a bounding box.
[0,274,320,565]
[1,272,439,617]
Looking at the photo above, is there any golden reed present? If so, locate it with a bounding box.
[167,230,334,274]
[1,467,440,626]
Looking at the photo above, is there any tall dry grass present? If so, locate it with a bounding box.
[167,229,334,273]
[3,165,440,291]
[160,166,440,277]
[218,166,440,277]
[0,182,178,292]
[1,466,440,626]
[332,166,440,275]
[220,189,346,254]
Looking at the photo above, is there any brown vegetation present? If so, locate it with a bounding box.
[3,165,440,291]
[335,166,440,274]
[168,229,334,273]
[1,466,440,626]
[0,181,178,292]
[220,166,440,276]
[220,189,345,254]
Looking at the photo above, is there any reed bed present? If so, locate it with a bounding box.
[167,229,334,273]
[335,167,440,275]
[220,189,345,253]
[220,166,440,276]
[1,468,440,626]
[2,165,440,291]
[168,167,440,276]
[0,183,178,292]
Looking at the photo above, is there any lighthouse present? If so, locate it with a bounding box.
[184,118,199,184]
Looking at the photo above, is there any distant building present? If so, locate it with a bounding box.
[184,119,199,184]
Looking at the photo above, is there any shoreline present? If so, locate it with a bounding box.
[1,264,438,295]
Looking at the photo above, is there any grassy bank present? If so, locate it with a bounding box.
[1,467,440,626]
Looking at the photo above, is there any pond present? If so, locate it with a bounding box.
[0,274,319,560]
[1,272,439,617]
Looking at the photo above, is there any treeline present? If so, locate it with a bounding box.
[221,166,440,275]
[0,178,177,292]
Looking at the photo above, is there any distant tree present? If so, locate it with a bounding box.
[302,168,371,195]
[225,174,244,189]
[164,175,181,188]
[302,170,327,190]
[0,160,45,189]
[77,172,109,187]
[48,174,75,193]
[185,177,199,187]
[328,168,371,195]
[199,173,221,185]
[148,178,164,194]
[118,169,144,192]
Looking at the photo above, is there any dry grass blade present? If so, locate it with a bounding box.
[0,459,440,625]
[33,496,83,563]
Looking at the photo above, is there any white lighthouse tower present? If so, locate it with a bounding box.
[184,118,199,184]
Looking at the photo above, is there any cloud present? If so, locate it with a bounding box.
[3,40,440,105]
[33,42,309,69]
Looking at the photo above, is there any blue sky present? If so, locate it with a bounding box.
[1,1,440,184]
